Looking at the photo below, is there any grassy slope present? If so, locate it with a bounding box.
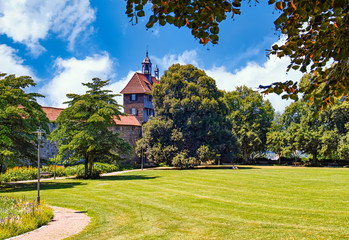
[1,166,348,239]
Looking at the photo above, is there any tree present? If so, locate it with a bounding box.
[137,64,239,168]
[49,78,132,178]
[272,100,349,165]
[0,73,49,171]
[224,86,274,163]
[338,123,349,160]
[126,0,348,110]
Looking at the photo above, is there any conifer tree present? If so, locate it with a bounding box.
[50,78,132,178]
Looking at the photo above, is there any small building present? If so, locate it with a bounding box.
[120,51,159,124]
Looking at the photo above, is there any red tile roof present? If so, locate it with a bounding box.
[41,106,64,121]
[120,72,159,94]
[41,106,140,126]
[113,115,141,127]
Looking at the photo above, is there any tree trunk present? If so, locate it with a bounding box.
[311,150,318,166]
[89,158,93,178]
[84,156,88,178]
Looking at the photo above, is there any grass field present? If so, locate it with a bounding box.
[1,166,348,239]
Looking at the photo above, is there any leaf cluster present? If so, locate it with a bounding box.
[126,0,252,45]
[264,0,348,110]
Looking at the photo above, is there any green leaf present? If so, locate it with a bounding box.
[137,10,145,17]
[210,26,219,34]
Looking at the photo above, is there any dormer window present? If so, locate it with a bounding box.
[131,94,137,101]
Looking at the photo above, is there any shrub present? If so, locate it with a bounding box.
[0,196,53,239]
[0,166,37,183]
[172,151,198,169]
[0,163,120,183]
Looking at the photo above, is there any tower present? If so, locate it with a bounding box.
[120,52,160,124]
[154,65,159,80]
[142,50,152,84]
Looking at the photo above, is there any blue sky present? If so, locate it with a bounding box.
[0,0,303,112]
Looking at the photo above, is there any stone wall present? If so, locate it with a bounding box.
[40,123,58,161]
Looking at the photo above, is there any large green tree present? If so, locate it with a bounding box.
[49,78,132,178]
[126,0,348,110]
[137,64,239,168]
[224,86,274,163]
[0,73,49,171]
[268,100,349,165]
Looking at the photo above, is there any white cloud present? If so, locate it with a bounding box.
[205,38,303,113]
[152,50,200,71]
[41,53,116,107]
[0,0,95,55]
[0,44,37,78]
[205,56,303,113]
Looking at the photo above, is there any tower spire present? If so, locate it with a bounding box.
[142,48,152,83]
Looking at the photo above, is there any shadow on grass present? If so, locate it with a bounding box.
[100,175,160,181]
[150,165,260,170]
[0,181,86,193]
[196,166,260,170]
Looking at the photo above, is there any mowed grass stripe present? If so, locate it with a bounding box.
[1,167,348,239]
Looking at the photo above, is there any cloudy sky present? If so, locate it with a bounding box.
[0,0,303,113]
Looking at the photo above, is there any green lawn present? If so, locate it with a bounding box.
[1,166,348,239]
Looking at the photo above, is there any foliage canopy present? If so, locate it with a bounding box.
[224,86,274,162]
[267,99,349,165]
[0,73,49,171]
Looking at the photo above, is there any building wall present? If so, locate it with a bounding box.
[40,123,58,161]
[123,94,145,123]
[112,125,141,148]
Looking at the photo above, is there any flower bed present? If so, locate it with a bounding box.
[0,163,120,183]
[0,196,53,239]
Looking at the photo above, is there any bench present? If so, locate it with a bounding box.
[40,171,53,178]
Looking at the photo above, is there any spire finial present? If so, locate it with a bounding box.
[146,45,149,58]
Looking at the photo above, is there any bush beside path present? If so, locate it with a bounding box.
[9,206,90,240]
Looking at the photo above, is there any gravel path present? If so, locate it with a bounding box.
[9,206,90,240]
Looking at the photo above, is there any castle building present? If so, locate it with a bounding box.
[120,51,159,124]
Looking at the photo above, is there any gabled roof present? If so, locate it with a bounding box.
[113,115,141,127]
[120,72,159,94]
[41,106,64,121]
[41,106,140,126]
